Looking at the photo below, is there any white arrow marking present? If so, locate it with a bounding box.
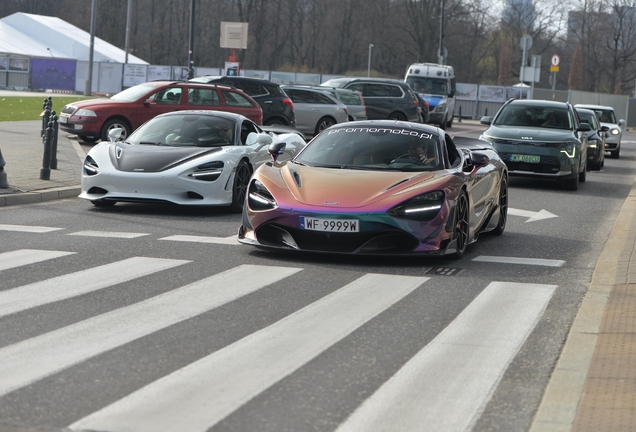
[508,208,558,223]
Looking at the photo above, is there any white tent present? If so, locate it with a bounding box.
[0,12,147,64]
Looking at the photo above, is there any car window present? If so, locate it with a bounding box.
[313,92,337,104]
[577,111,597,129]
[130,114,235,147]
[222,91,254,107]
[494,105,572,129]
[295,125,441,171]
[338,91,362,105]
[187,88,220,106]
[345,83,364,93]
[287,89,315,104]
[153,87,182,104]
[362,83,403,98]
[596,109,616,123]
[240,120,260,145]
[111,83,158,101]
[233,81,264,97]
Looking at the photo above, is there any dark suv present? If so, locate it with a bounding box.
[480,99,591,190]
[189,76,295,127]
[320,77,419,122]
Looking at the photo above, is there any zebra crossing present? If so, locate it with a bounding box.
[0,247,558,432]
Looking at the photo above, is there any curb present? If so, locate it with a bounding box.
[529,178,636,431]
[0,186,80,207]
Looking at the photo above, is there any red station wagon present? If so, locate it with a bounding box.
[58,81,263,142]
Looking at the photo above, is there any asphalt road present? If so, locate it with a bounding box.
[0,122,634,432]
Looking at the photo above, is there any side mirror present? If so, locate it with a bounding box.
[268,142,287,162]
[143,98,156,106]
[577,122,591,132]
[480,116,493,125]
[108,128,123,143]
[470,151,490,166]
[448,90,455,98]
[619,119,626,127]
[600,125,610,132]
[246,132,273,148]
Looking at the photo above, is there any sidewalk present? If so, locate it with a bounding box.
[0,116,635,431]
[0,119,84,206]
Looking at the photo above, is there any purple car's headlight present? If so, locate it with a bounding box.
[248,180,278,211]
[387,190,444,221]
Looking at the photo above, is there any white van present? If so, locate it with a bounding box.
[404,63,456,129]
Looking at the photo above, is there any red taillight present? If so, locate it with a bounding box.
[343,107,349,116]
[282,98,294,111]
[360,94,367,114]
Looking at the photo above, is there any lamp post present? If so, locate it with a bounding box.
[367,43,374,77]
[438,0,445,64]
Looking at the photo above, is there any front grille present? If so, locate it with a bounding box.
[255,223,419,254]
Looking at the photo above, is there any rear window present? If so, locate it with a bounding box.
[338,91,362,105]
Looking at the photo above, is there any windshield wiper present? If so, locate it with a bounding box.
[138,141,163,145]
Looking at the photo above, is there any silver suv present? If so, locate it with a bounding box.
[574,104,624,158]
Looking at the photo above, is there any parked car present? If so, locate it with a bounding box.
[238,120,508,258]
[575,107,608,170]
[59,81,262,142]
[480,99,591,190]
[281,85,349,136]
[79,110,305,210]
[574,104,624,158]
[320,77,419,122]
[188,76,296,128]
[307,85,367,121]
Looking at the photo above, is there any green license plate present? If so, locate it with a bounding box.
[510,154,540,163]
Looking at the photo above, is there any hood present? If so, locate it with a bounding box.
[485,125,575,142]
[65,98,132,112]
[280,164,435,208]
[108,144,221,172]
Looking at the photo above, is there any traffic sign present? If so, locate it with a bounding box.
[551,54,560,66]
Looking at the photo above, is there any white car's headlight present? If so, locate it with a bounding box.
[75,109,97,117]
[611,128,620,135]
[434,103,446,113]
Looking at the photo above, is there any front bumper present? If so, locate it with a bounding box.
[58,114,101,135]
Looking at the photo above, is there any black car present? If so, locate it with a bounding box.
[320,77,420,122]
[480,99,591,190]
[188,76,296,127]
[575,107,608,170]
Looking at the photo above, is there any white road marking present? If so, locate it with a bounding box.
[336,281,556,432]
[0,265,301,398]
[508,208,558,222]
[0,224,63,233]
[69,231,149,238]
[0,249,75,272]
[0,257,188,319]
[473,255,566,267]
[69,273,429,432]
[159,235,238,245]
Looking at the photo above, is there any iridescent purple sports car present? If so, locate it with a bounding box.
[238,121,508,258]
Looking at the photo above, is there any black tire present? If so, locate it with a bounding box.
[565,171,579,191]
[315,116,336,135]
[446,112,454,128]
[492,176,508,235]
[229,160,252,213]
[579,158,587,182]
[91,199,116,207]
[610,148,620,159]
[451,191,469,259]
[78,135,99,143]
[388,112,406,121]
[100,118,131,142]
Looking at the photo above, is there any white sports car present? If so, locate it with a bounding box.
[79,110,306,211]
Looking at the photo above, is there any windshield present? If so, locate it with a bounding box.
[406,77,447,96]
[577,111,597,128]
[594,109,617,124]
[493,105,573,130]
[110,83,159,102]
[128,114,236,147]
[295,126,442,172]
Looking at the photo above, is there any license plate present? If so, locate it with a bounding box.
[300,216,359,232]
[58,116,68,124]
[510,154,540,163]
